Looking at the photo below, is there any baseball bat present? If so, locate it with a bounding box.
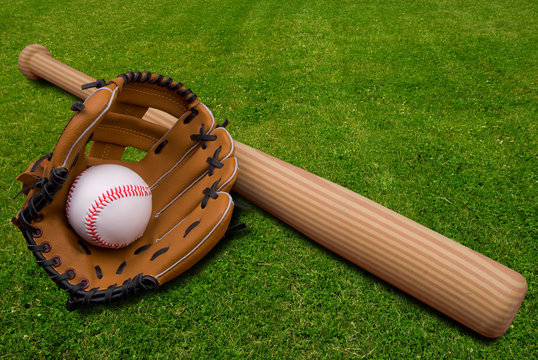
[18,44,526,338]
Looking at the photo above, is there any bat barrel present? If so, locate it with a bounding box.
[233,142,527,338]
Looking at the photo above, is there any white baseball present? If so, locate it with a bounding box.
[66,164,152,248]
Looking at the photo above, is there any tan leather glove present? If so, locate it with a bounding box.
[13,72,238,310]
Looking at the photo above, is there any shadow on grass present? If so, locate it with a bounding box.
[221,193,499,343]
[29,77,80,98]
[285,225,499,343]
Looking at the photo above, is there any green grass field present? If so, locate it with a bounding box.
[0,0,536,358]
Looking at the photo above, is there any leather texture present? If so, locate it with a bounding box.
[14,72,238,309]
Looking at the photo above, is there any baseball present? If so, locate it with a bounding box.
[66,164,152,248]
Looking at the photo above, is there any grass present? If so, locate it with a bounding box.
[0,0,536,358]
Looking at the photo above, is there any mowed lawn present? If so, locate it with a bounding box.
[0,0,535,358]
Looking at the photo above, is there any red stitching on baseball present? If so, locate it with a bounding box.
[82,184,151,248]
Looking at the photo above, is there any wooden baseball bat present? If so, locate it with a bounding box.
[18,44,526,338]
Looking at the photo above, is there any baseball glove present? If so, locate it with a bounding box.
[12,72,238,310]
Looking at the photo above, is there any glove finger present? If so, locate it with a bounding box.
[139,103,216,186]
[146,156,237,240]
[136,192,234,284]
[149,127,235,215]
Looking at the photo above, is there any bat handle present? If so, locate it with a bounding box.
[18,44,177,128]
[18,44,95,99]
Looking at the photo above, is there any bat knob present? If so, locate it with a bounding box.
[18,44,51,80]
